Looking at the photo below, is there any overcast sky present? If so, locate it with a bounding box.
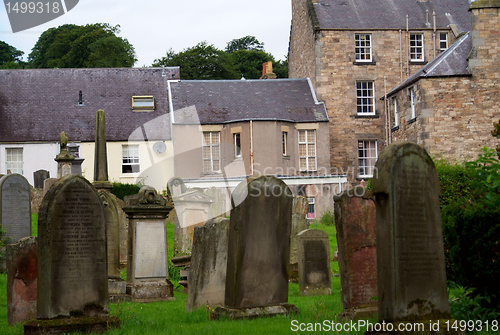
[1,0,292,67]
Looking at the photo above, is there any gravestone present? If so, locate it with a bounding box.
[289,196,309,281]
[27,175,119,334]
[123,186,174,302]
[334,186,377,319]
[42,178,58,196]
[212,176,298,319]
[33,170,50,189]
[54,131,74,178]
[0,174,32,244]
[373,143,450,323]
[297,229,331,296]
[186,217,229,311]
[205,187,227,219]
[6,236,37,325]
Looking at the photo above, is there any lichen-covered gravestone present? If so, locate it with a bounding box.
[334,186,377,319]
[0,174,31,244]
[212,176,298,319]
[297,229,331,296]
[26,175,119,334]
[373,143,450,324]
[186,217,229,311]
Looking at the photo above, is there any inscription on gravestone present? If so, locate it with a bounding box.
[298,229,331,296]
[135,221,167,278]
[0,174,31,243]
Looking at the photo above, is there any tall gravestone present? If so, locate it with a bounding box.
[123,186,174,302]
[212,176,298,319]
[289,196,309,281]
[205,187,227,219]
[0,174,32,244]
[186,217,229,311]
[297,229,331,296]
[33,170,50,189]
[334,186,377,319]
[26,175,119,334]
[373,143,450,323]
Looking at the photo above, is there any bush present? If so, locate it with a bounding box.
[110,182,141,200]
[319,209,335,226]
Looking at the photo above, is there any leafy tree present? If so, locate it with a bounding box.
[153,42,239,80]
[0,40,25,68]
[28,23,136,68]
[225,35,264,53]
[230,49,273,79]
[492,119,500,158]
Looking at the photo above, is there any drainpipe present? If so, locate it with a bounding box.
[406,15,410,78]
[384,76,390,145]
[399,29,404,83]
[433,11,437,59]
[250,120,254,176]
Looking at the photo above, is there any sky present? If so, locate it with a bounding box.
[0,0,292,67]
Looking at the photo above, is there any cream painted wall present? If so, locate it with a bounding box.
[80,140,174,191]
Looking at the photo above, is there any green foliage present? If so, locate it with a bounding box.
[0,41,25,68]
[449,282,500,321]
[28,23,136,68]
[492,119,500,159]
[225,36,264,53]
[230,49,273,79]
[110,182,141,200]
[435,159,474,210]
[319,209,335,226]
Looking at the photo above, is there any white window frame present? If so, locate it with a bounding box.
[306,197,316,219]
[233,133,241,158]
[393,97,399,127]
[282,131,288,156]
[202,131,221,174]
[409,33,425,62]
[6,148,23,174]
[439,32,448,51]
[122,145,140,174]
[358,140,378,178]
[67,144,80,158]
[298,129,317,172]
[356,81,375,115]
[355,33,372,62]
[132,96,155,111]
[410,86,416,120]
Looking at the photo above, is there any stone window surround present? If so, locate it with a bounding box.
[356,81,376,116]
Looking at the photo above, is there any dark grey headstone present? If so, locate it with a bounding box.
[225,176,293,308]
[33,170,50,189]
[373,143,450,322]
[37,175,107,319]
[297,229,331,296]
[0,174,31,244]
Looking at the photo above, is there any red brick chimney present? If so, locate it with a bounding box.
[260,61,277,79]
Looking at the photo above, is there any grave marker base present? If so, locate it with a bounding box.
[126,280,174,302]
[24,315,120,335]
[210,304,299,320]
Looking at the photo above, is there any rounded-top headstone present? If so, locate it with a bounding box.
[0,174,32,243]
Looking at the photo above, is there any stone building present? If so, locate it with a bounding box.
[385,0,500,161]
[289,0,472,182]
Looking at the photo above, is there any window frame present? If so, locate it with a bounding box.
[298,129,317,172]
[132,96,155,111]
[439,32,448,51]
[410,86,416,120]
[356,81,376,116]
[5,147,23,174]
[233,133,241,158]
[358,140,378,179]
[393,97,399,127]
[122,145,140,174]
[282,131,288,156]
[202,131,221,174]
[409,33,425,62]
[355,33,372,62]
[306,197,316,219]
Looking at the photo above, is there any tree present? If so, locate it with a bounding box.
[0,41,25,68]
[153,42,239,80]
[28,23,136,68]
[225,36,264,53]
[492,119,500,159]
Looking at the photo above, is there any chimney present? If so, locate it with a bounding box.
[260,61,277,79]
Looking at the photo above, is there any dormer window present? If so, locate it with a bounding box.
[132,96,155,111]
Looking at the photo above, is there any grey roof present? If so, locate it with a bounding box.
[0,67,179,143]
[386,32,471,97]
[313,0,472,32]
[169,79,329,124]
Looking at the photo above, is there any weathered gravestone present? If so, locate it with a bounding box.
[0,174,32,244]
[334,186,377,319]
[297,229,331,296]
[42,178,58,197]
[26,175,119,334]
[33,170,50,189]
[211,176,298,319]
[289,196,309,281]
[186,217,229,311]
[6,236,37,325]
[54,131,75,178]
[373,143,450,324]
[205,186,227,219]
[123,186,174,302]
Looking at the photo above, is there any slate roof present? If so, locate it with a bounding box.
[0,67,179,142]
[313,0,472,32]
[169,79,328,124]
[386,32,472,97]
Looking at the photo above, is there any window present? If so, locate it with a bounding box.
[356,81,375,115]
[306,197,315,219]
[393,97,399,127]
[68,144,80,158]
[409,33,424,61]
[122,145,140,173]
[358,140,377,178]
[355,33,372,62]
[282,131,288,156]
[234,133,241,157]
[132,96,155,111]
[298,130,317,171]
[6,148,23,174]
[439,32,448,51]
[203,131,220,173]
[410,86,416,120]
